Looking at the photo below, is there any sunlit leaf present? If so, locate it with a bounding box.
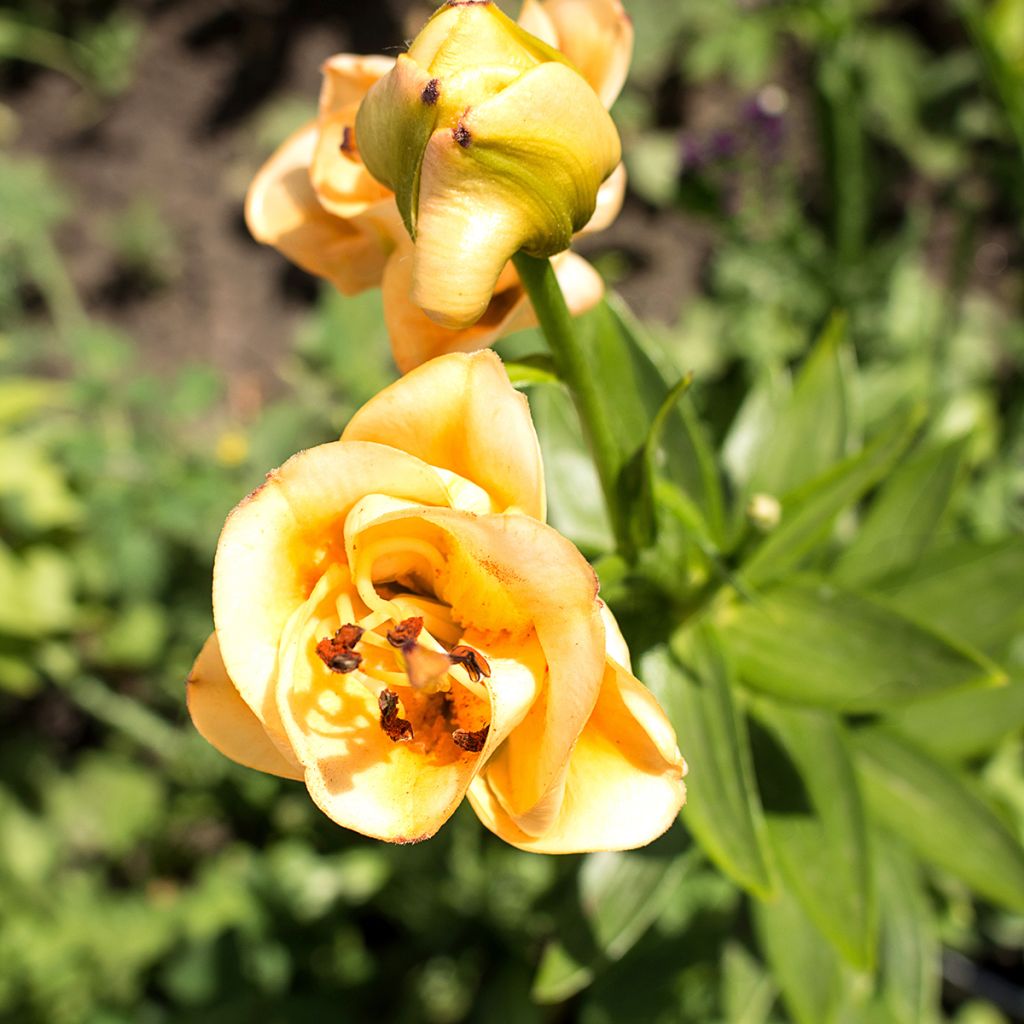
[741,408,920,588]
[642,629,775,898]
[834,436,969,587]
[719,577,1002,711]
[750,703,875,970]
[852,727,1024,912]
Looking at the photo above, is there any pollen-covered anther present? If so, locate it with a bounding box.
[448,645,490,683]
[316,624,364,674]
[452,724,489,752]
[452,120,472,148]
[386,616,424,648]
[379,689,414,742]
[421,78,440,105]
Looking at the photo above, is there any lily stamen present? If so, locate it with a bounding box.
[386,616,424,647]
[449,645,491,683]
[316,624,365,673]
[378,689,414,742]
[452,725,489,752]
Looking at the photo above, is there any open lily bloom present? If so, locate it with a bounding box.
[244,0,633,371]
[188,352,686,852]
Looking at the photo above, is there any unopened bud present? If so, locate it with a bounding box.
[355,0,621,328]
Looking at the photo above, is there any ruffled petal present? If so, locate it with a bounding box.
[319,53,396,115]
[381,246,601,373]
[581,161,627,235]
[343,505,606,817]
[212,441,451,750]
[245,123,396,295]
[469,658,686,852]
[187,633,304,780]
[342,350,546,519]
[536,0,634,108]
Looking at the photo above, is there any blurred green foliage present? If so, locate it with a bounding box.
[2,0,1024,1021]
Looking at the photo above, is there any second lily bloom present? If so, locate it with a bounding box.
[245,0,632,371]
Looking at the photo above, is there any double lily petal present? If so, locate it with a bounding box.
[188,352,686,851]
[244,0,631,370]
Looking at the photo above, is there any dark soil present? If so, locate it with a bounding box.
[4,0,700,397]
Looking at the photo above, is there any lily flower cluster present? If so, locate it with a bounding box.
[190,0,688,853]
[245,0,631,371]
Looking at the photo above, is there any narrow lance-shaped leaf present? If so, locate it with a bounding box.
[741,407,920,588]
[532,843,694,1004]
[833,435,968,588]
[719,577,1002,711]
[873,537,1024,662]
[851,727,1024,912]
[748,312,854,498]
[874,836,941,1024]
[642,628,775,898]
[753,886,843,1024]
[883,679,1024,762]
[749,701,876,970]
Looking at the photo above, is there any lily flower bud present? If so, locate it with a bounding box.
[355,0,622,329]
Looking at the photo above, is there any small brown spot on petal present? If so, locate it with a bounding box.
[449,645,490,682]
[379,688,414,742]
[387,616,424,648]
[316,624,364,674]
[452,724,489,752]
[339,125,355,154]
[452,121,472,148]
[421,79,440,105]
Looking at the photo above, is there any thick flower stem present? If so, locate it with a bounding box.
[512,251,629,553]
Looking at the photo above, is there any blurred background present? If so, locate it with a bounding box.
[0,0,1022,1022]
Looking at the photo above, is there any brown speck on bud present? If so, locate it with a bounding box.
[379,688,414,742]
[316,624,364,674]
[452,121,472,148]
[339,125,355,155]
[387,616,424,648]
[449,645,490,682]
[421,79,440,105]
[452,724,489,752]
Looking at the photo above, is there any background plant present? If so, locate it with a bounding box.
[1,0,1022,1021]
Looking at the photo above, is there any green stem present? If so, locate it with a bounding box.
[512,251,629,551]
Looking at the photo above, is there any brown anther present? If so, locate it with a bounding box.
[452,725,489,752]
[421,79,440,105]
[386,616,424,648]
[316,624,364,674]
[339,125,355,154]
[379,688,414,742]
[452,121,472,148]
[448,645,491,682]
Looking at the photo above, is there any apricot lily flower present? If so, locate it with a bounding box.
[244,0,632,371]
[187,351,686,851]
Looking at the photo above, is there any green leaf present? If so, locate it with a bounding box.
[875,838,941,1024]
[749,313,854,498]
[526,383,614,555]
[719,577,1002,711]
[753,886,843,1024]
[720,943,777,1024]
[873,538,1024,661]
[834,436,969,588]
[851,727,1024,912]
[600,298,726,544]
[532,845,693,1004]
[630,371,694,551]
[741,407,920,588]
[883,679,1024,761]
[641,630,775,898]
[750,703,876,969]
